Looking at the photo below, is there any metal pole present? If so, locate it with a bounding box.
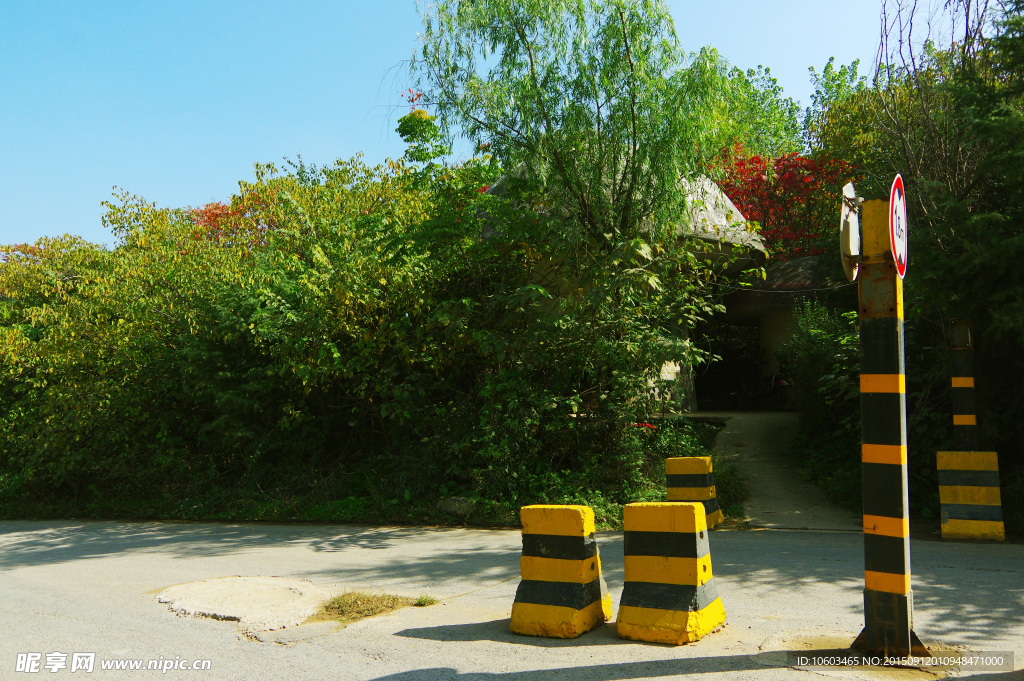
[851,199,926,656]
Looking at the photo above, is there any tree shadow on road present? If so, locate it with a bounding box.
[1,521,1021,649]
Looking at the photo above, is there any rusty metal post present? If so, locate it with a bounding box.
[851,200,926,656]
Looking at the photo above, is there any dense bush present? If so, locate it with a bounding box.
[775,2,1024,533]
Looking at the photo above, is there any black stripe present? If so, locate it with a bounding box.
[619,580,720,612]
[860,317,905,375]
[950,351,974,377]
[701,498,721,515]
[666,473,715,488]
[941,504,1004,522]
[623,530,708,559]
[667,497,721,514]
[861,393,906,445]
[862,463,908,518]
[937,470,1001,487]
[514,578,604,610]
[862,590,911,646]
[864,533,909,575]
[521,534,598,561]
[951,387,976,415]
[953,425,979,451]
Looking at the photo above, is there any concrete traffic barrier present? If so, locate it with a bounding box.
[937,451,1005,541]
[666,456,723,528]
[510,505,612,638]
[616,502,726,645]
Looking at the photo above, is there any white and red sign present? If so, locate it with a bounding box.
[889,174,908,278]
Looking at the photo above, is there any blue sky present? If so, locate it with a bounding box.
[1,1,881,247]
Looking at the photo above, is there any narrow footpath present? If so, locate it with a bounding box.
[697,411,861,531]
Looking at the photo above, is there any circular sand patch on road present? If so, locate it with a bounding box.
[156,576,332,633]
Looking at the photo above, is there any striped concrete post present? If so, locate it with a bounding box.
[950,319,979,450]
[940,319,1005,540]
[937,452,1005,540]
[616,502,726,645]
[666,456,723,528]
[851,199,926,656]
[509,505,612,638]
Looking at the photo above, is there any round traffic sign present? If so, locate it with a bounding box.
[889,175,908,278]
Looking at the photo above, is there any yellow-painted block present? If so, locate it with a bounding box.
[623,554,714,586]
[667,486,716,501]
[941,519,1005,541]
[863,515,909,537]
[616,598,726,645]
[953,414,977,426]
[861,200,890,257]
[865,570,910,595]
[520,555,602,584]
[862,444,907,465]
[860,374,905,393]
[520,505,595,537]
[706,508,724,527]
[624,502,706,534]
[936,451,999,471]
[666,456,712,475]
[939,486,1002,506]
[510,595,612,639]
[951,376,975,388]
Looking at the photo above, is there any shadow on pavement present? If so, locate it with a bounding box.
[396,619,632,648]
[358,652,849,680]
[1,521,1021,648]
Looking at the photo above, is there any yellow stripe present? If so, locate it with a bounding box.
[895,274,904,319]
[951,376,974,388]
[860,374,905,393]
[865,570,910,595]
[623,502,704,534]
[936,451,999,471]
[510,596,611,638]
[940,519,1005,541]
[953,414,977,426]
[861,444,907,465]
[616,598,726,645]
[520,555,601,584]
[520,505,595,537]
[623,554,713,586]
[667,486,716,501]
[863,515,909,537]
[666,456,712,475]
[939,486,1002,506]
[706,509,724,528]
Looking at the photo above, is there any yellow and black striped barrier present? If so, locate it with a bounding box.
[937,451,1005,541]
[851,199,926,657]
[509,505,612,638]
[666,456,723,528]
[940,319,1005,540]
[616,502,725,645]
[949,319,979,451]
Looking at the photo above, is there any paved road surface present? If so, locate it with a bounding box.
[1,520,1021,680]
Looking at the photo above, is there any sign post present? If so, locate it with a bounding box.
[849,183,926,656]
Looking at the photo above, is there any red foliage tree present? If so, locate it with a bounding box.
[188,189,277,252]
[718,147,859,260]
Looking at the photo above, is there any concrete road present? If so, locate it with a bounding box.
[1,521,1022,680]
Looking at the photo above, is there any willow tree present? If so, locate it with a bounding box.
[416,0,736,244]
